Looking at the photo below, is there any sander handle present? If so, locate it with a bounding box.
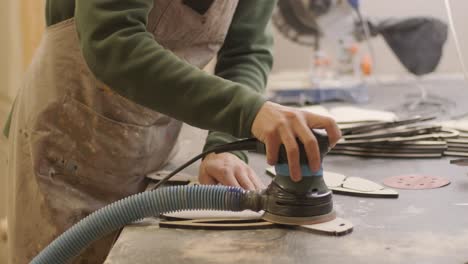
[252,130,330,164]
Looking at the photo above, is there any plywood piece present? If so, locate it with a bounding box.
[160,211,270,230]
[334,144,447,153]
[298,217,353,236]
[159,218,275,230]
[323,171,346,188]
[342,177,385,192]
[330,150,442,159]
[446,147,468,153]
[160,210,353,236]
[440,119,468,132]
[444,151,468,157]
[266,166,276,177]
[446,139,468,144]
[163,210,263,220]
[337,128,458,147]
[331,186,399,198]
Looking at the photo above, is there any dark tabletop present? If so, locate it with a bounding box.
[106,77,468,264]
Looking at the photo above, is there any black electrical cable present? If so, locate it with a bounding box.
[151,138,262,190]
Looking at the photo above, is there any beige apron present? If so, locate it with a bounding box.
[7,1,238,263]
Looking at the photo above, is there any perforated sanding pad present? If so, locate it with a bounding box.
[383,175,450,190]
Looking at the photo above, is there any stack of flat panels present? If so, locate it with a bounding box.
[329,117,463,158]
[444,136,468,157]
[331,141,448,158]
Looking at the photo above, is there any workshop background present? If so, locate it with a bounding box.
[0,0,467,262]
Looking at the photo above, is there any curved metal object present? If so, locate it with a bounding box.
[272,0,356,47]
[273,0,322,46]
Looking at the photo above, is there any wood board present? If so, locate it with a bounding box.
[160,210,353,236]
[333,145,447,153]
[329,150,442,159]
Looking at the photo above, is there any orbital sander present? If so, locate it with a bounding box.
[261,130,335,225]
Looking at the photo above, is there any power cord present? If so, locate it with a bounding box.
[444,0,468,83]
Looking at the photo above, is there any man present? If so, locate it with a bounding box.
[5,0,341,263]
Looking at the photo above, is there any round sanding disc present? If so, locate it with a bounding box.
[383,175,450,190]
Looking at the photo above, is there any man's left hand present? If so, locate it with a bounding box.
[199,153,265,191]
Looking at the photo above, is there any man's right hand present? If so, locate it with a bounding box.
[251,101,341,182]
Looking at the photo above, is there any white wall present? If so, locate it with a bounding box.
[272,0,468,75]
[0,1,22,101]
[0,1,21,261]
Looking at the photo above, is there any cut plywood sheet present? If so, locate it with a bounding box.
[330,150,442,159]
[444,151,468,157]
[331,186,399,198]
[440,119,468,132]
[265,166,276,177]
[343,177,387,192]
[161,211,269,230]
[323,171,347,187]
[160,210,352,236]
[159,218,275,230]
[299,217,353,236]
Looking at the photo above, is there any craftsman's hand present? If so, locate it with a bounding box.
[251,101,341,182]
[199,153,265,190]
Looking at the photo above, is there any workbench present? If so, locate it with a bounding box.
[105,76,468,264]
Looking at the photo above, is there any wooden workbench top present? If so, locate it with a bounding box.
[106,78,468,264]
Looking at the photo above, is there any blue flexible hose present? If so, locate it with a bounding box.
[31,185,248,264]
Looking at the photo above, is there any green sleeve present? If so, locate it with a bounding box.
[204,0,276,163]
[75,0,266,139]
[45,0,75,26]
[3,109,12,138]
[203,131,249,163]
